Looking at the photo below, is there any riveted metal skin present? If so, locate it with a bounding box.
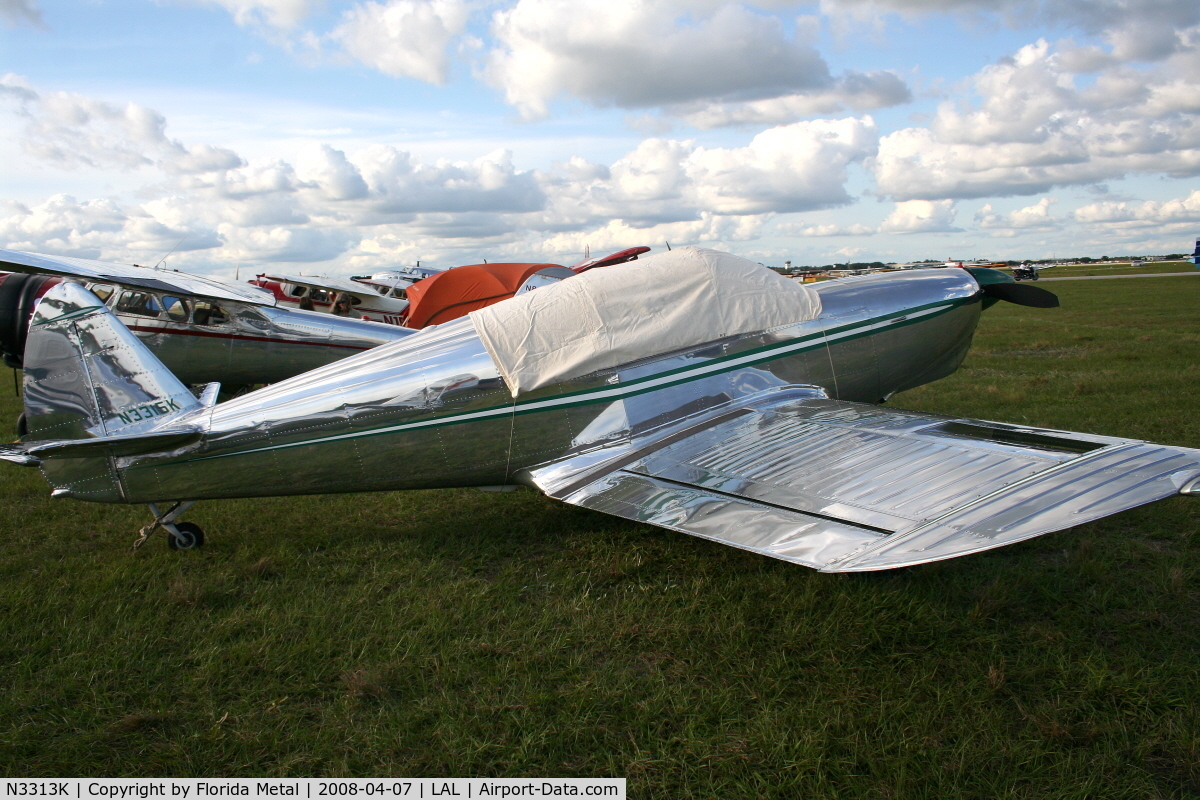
[0,249,414,387]
[116,302,414,386]
[11,268,1200,571]
[89,269,977,501]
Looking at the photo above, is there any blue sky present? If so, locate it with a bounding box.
[2,0,1198,276]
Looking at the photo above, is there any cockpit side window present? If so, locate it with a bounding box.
[191,301,228,326]
[287,284,307,298]
[389,287,407,299]
[162,296,189,322]
[88,284,116,303]
[115,290,163,318]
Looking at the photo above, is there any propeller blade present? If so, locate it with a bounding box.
[982,282,1060,308]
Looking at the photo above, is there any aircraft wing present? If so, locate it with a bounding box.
[0,249,275,305]
[351,266,443,291]
[570,246,651,274]
[527,388,1200,572]
[257,272,373,297]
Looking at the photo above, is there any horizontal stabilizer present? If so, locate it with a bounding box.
[26,427,202,460]
[0,444,40,466]
[531,389,1200,572]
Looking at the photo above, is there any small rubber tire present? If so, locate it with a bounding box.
[15,412,27,438]
[167,522,205,550]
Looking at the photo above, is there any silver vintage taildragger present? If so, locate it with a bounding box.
[3,247,1198,571]
[0,250,413,389]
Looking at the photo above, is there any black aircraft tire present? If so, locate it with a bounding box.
[15,412,26,438]
[167,522,205,550]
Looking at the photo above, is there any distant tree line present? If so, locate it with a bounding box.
[770,254,1188,274]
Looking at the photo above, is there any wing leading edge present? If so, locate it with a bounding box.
[0,249,275,306]
[527,388,1200,572]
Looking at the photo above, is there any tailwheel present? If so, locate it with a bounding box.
[134,501,201,551]
[167,522,205,550]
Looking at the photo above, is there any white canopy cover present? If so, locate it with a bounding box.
[470,246,822,396]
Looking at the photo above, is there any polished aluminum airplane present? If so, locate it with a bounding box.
[251,248,652,325]
[3,247,1198,571]
[0,249,414,388]
[248,270,431,325]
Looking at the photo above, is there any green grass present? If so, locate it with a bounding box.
[1036,260,1198,278]
[1,277,1198,797]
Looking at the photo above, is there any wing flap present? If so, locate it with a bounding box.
[564,470,884,569]
[536,391,1200,572]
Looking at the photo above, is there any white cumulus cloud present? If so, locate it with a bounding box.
[0,194,222,260]
[331,0,469,84]
[975,197,1061,236]
[484,0,904,123]
[880,199,960,233]
[672,71,911,129]
[200,0,320,31]
[777,221,877,236]
[822,0,1200,60]
[356,146,545,215]
[2,76,245,174]
[871,39,1200,200]
[536,117,879,228]
[1074,189,1200,226]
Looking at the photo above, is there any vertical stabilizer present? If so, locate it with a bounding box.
[23,282,201,443]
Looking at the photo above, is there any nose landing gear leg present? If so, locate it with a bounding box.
[133,501,204,550]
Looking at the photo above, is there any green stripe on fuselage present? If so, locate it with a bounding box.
[133,297,973,467]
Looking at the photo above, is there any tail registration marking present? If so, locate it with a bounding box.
[116,398,182,425]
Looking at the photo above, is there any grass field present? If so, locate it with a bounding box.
[1,276,1198,797]
[1033,260,1197,278]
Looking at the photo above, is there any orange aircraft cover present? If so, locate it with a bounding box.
[403,262,563,329]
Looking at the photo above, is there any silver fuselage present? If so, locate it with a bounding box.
[104,295,413,386]
[41,269,981,503]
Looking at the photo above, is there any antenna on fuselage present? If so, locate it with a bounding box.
[152,237,188,270]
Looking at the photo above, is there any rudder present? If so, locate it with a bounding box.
[21,282,202,500]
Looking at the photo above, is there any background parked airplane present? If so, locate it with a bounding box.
[0,250,413,391]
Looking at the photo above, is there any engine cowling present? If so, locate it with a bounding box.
[0,272,64,368]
